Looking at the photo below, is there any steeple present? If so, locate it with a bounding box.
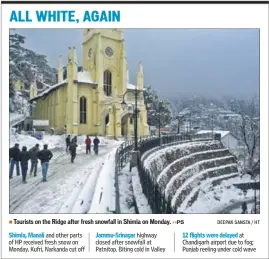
[58,55,63,83]
[127,68,129,83]
[72,47,78,80]
[137,61,144,90]
[29,79,38,99]
[73,47,78,65]
[67,47,78,80]
[68,47,73,63]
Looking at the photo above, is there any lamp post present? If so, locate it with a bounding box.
[208,108,217,139]
[253,170,259,214]
[121,88,142,151]
[157,100,161,145]
[176,115,185,134]
[254,174,257,214]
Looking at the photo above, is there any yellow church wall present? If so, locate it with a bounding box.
[31,84,68,133]
[50,86,68,134]
[58,87,67,134]
[77,84,95,135]
[82,37,97,76]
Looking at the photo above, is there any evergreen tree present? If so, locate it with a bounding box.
[9,29,57,95]
[143,85,172,127]
[9,30,27,94]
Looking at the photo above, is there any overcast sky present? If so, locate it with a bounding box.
[15,28,259,100]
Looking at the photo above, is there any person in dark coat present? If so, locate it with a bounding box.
[93,136,100,155]
[9,143,20,179]
[29,144,39,176]
[69,139,78,163]
[241,202,248,214]
[65,135,71,153]
[18,146,30,183]
[37,144,53,182]
[71,136,77,144]
[85,136,91,154]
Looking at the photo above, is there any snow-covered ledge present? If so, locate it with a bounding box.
[141,140,239,213]
[88,148,117,213]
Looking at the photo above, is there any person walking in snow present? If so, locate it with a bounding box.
[37,144,53,182]
[65,135,71,153]
[85,135,91,154]
[29,144,39,177]
[69,139,78,163]
[9,143,21,179]
[18,146,30,183]
[93,136,100,155]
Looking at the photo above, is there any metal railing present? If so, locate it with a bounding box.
[137,133,217,213]
[114,133,215,213]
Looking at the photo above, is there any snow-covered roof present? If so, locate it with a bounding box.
[196,130,230,138]
[30,71,97,101]
[30,80,68,101]
[77,71,96,84]
[37,80,51,89]
[127,83,137,90]
[127,83,145,91]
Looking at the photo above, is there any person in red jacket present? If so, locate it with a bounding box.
[85,136,91,154]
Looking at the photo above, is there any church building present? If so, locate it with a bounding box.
[30,29,150,138]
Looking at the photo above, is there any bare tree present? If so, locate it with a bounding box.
[230,97,260,175]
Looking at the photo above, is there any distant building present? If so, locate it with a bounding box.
[160,127,170,135]
[149,126,157,136]
[196,130,239,150]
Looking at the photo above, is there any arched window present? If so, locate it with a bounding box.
[104,70,112,96]
[80,96,87,124]
[63,67,67,80]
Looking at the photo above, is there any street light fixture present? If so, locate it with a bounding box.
[254,175,257,214]
[120,88,142,151]
[176,115,185,134]
[208,108,217,138]
[121,100,127,110]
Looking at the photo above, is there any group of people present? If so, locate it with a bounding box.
[65,135,100,163]
[9,135,101,183]
[9,143,53,183]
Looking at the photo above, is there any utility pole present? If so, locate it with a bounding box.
[134,88,138,151]
[158,101,161,146]
[254,173,257,214]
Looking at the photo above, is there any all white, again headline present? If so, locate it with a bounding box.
[9,10,121,23]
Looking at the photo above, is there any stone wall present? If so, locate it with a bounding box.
[142,140,239,212]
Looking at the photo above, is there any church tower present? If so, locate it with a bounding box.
[82,29,128,136]
[82,29,127,97]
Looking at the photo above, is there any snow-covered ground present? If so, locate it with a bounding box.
[9,133,259,214]
[182,174,259,214]
[9,134,121,213]
[10,113,26,127]
[9,134,112,150]
[89,148,118,214]
[135,140,258,214]
[117,164,151,214]
[10,90,29,127]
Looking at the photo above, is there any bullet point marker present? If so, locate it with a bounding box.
[9,220,12,224]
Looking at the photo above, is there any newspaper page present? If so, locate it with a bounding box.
[1,0,268,258]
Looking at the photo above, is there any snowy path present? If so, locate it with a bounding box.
[218,198,255,214]
[9,143,119,214]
